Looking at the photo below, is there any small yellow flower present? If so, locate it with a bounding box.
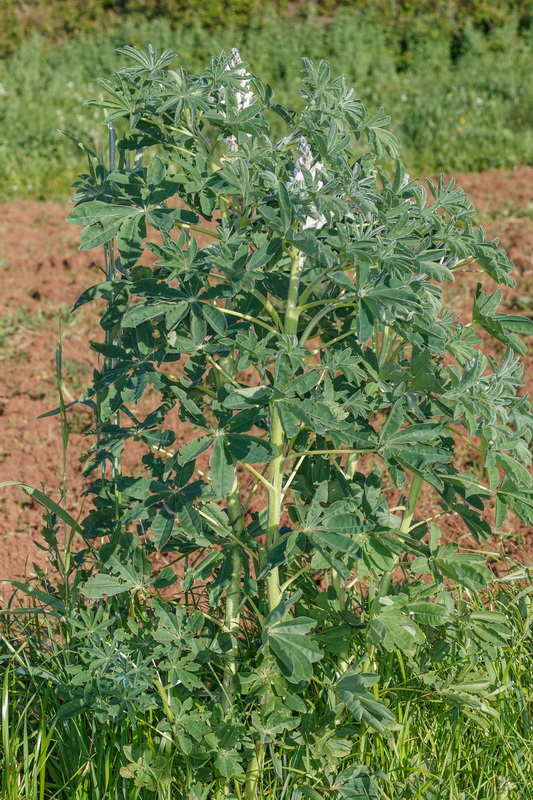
[517,117,523,123]
[459,117,466,125]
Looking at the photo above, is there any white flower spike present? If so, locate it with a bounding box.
[289,136,327,230]
[220,48,253,153]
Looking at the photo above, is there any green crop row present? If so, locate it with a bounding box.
[1,9,533,200]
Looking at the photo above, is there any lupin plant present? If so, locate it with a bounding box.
[19,45,533,797]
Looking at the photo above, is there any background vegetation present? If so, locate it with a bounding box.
[2,2,533,199]
[2,0,533,59]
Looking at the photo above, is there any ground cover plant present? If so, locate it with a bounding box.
[1,45,533,799]
[2,7,533,199]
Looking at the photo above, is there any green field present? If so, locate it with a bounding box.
[1,6,533,199]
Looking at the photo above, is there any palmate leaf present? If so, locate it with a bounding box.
[81,554,149,598]
[369,607,425,656]
[336,672,396,734]
[265,617,323,684]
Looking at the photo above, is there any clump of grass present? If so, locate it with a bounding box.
[1,576,532,799]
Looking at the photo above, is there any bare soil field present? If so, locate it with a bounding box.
[1,166,532,596]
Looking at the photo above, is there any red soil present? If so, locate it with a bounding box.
[0,166,532,599]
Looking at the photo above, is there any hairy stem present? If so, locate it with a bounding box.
[285,246,303,337]
[266,405,284,613]
[222,475,245,713]
[214,351,246,713]
[266,246,302,613]
[244,741,265,800]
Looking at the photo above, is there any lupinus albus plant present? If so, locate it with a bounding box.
[7,46,533,798]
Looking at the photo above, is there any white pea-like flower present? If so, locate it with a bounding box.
[224,48,253,112]
[220,48,253,154]
[288,136,327,231]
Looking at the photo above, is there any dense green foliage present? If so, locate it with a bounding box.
[2,46,533,798]
[2,8,533,199]
[2,577,532,798]
[2,0,533,59]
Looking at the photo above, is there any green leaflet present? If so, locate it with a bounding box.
[473,284,528,355]
[122,301,167,327]
[177,435,214,465]
[406,602,450,627]
[80,220,122,250]
[81,571,138,598]
[209,437,235,500]
[225,433,275,463]
[67,200,134,226]
[117,214,146,269]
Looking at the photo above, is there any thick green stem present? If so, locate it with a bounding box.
[244,742,265,800]
[265,246,302,614]
[266,405,284,613]
[285,247,303,337]
[332,570,350,673]
[378,473,423,599]
[222,476,245,713]
[215,348,245,713]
